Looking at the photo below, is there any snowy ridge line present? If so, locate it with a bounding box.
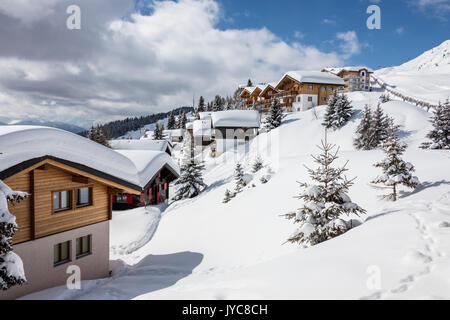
[371,74,438,111]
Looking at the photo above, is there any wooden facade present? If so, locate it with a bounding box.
[112,165,178,210]
[322,68,372,92]
[3,159,140,245]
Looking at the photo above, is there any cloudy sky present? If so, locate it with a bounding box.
[0,0,448,128]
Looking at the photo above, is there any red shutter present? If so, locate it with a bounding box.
[139,193,144,203]
[157,186,160,204]
[112,195,116,203]
[127,194,133,204]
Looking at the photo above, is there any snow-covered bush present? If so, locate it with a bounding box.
[252,156,264,173]
[379,94,391,103]
[371,118,420,201]
[234,163,247,194]
[0,180,27,290]
[283,131,366,247]
[223,189,235,204]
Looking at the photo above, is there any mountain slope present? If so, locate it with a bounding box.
[23,91,450,300]
[374,40,450,104]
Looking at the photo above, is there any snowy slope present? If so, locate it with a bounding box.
[22,92,450,300]
[374,40,450,104]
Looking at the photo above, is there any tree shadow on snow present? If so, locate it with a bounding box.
[365,209,402,222]
[78,252,204,300]
[399,180,450,198]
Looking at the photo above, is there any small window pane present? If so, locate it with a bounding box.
[54,244,60,264]
[61,191,69,208]
[82,236,89,253]
[53,193,60,210]
[77,188,90,206]
[61,242,69,261]
[76,238,81,256]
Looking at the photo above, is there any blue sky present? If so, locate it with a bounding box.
[137,0,450,69]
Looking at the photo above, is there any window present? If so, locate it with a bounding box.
[328,87,333,92]
[321,87,326,92]
[297,96,301,102]
[76,235,91,259]
[321,97,326,102]
[308,85,313,90]
[77,187,92,208]
[308,96,313,102]
[54,241,71,266]
[53,191,72,213]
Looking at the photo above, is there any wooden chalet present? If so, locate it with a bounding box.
[322,67,373,92]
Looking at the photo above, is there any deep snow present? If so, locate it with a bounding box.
[21,90,450,300]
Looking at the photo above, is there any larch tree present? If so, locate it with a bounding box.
[0,180,27,290]
[283,130,366,247]
[371,118,420,201]
[173,132,207,200]
[354,105,375,150]
[264,98,285,131]
[425,100,450,149]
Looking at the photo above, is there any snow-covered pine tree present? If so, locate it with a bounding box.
[225,97,233,110]
[372,103,390,148]
[379,94,391,103]
[264,98,285,131]
[234,163,247,194]
[252,156,264,173]
[173,133,207,200]
[223,189,234,204]
[322,91,339,129]
[88,126,110,148]
[167,112,176,130]
[152,123,164,140]
[354,105,375,150]
[197,96,206,113]
[0,180,27,290]
[178,111,187,129]
[247,79,253,87]
[371,118,420,201]
[332,94,353,129]
[283,130,366,247]
[213,95,224,112]
[206,102,213,112]
[425,99,450,149]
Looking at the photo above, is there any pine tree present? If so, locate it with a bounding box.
[178,111,187,129]
[152,123,164,140]
[88,125,110,148]
[322,92,339,129]
[252,156,264,173]
[372,103,390,148]
[371,118,420,201]
[223,189,234,204]
[247,79,253,87]
[167,112,176,130]
[213,95,224,112]
[425,100,450,149]
[0,180,27,290]
[206,102,213,112]
[174,133,207,200]
[234,163,247,194]
[354,105,375,150]
[197,96,206,113]
[283,130,366,247]
[264,98,285,131]
[333,94,353,129]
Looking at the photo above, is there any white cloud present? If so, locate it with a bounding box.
[0,0,59,25]
[409,0,450,19]
[336,31,362,58]
[0,0,351,127]
[395,26,405,35]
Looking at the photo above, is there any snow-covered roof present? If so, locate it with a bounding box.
[276,71,345,87]
[0,126,178,191]
[193,120,212,137]
[199,112,212,120]
[110,139,170,152]
[166,129,184,137]
[259,82,278,96]
[116,150,180,187]
[211,110,260,128]
[324,66,374,75]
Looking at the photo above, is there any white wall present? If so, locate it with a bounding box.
[292,94,318,112]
